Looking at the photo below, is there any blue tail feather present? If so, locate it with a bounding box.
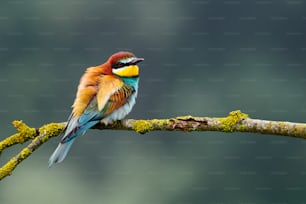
[48,120,99,168]
[48,138,75,168]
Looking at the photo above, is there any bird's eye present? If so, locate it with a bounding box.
[112,62,126,69]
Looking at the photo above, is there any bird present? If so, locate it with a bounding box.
[48,51,144,167]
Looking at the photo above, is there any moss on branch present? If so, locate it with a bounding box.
[1,110,306,181]
[219,110,249,132]
[0,121,65,180]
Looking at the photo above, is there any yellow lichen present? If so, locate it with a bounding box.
[0,121,38,153]
[239,124,248,131]
[294,124,306,138]
[0,159,17,180]
[219,110,249,132]
[12,120,27,132]
[19,148,32,160]
[151,119,169,127]
[0,133,18,151]
[38,123,65,142]
[133,120,153,134]
[12,120,37,142]
[265,122,272,132]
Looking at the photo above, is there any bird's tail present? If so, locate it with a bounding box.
[48,138,76,168]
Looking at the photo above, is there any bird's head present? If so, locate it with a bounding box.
[108,51,144,77]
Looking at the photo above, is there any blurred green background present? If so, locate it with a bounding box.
[1,0,306,203]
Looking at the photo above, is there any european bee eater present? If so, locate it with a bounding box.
[48,51,144,167]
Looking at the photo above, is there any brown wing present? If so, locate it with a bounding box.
[96,75,125,112]
[102,84,135,115]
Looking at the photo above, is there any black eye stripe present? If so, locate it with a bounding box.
[112,62,136,69]
[112,62,125,69]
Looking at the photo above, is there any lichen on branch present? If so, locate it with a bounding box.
[0,120,37,154]
[1,110,306,181]
[0,121,65,180]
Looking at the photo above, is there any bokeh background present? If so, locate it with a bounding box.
[1,0,306,203]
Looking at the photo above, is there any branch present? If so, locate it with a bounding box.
[1,110,306,181]
[0,122,64,180]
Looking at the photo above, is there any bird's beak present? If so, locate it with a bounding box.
[131,57,144,64]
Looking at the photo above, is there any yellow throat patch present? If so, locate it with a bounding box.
[113,65,139,77]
